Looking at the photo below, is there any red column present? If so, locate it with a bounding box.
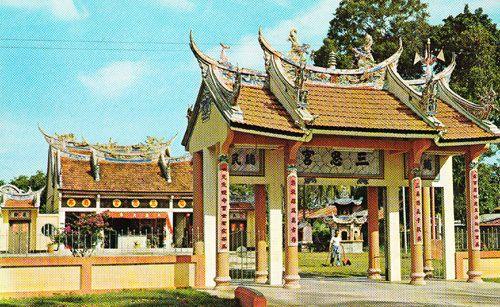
[408,150,426,285]
[192,151,204,253]
[283,142,301,289]
[465,149,483,283]
[367,187,381,279]
[254,184,268,284]
[214,155,231,289]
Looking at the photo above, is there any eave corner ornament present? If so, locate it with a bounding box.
[476,87,498,121]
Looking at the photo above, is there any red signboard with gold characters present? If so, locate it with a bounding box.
[217,160,230,253]
[469,168,481,251]
[287,168,298,247]
[411,177,423,245]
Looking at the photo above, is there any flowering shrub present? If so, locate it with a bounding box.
[51,211,110,257]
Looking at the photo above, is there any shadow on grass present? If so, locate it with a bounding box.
[0,289,239,307]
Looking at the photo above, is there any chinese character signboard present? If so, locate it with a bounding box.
[404,154,439,179]
[287,168,298,247]
[411,177,423,245]
[217,161,229,252]
[469,168,480,251]
[297,148,383,178]
[229,148,265,176]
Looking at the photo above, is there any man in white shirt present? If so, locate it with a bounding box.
[329,229,342,266]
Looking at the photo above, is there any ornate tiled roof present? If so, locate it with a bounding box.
[305,84,435,132]
[59,157,192,194]
[183,28,499,148]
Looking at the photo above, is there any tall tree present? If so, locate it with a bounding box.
[433,5,499,126]
[314,0,430,79]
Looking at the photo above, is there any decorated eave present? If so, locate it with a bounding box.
[184,28,499,149]
[39,126,176,162]
[0,184,43,209]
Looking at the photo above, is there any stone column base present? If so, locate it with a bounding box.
[283,274,300,289]
[410,272,426,285]
[467,270,483,283]
[214,276,232,290]
[424,266,434,279]
[367,268,382,280]
[254,270,268,284]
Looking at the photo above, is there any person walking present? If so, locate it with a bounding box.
[329,229,342,266]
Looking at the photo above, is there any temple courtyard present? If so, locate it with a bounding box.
[207,278,500,306]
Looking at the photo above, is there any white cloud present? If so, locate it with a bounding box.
[205,0,339,69]
[0,0,87,20]
[78,61,148,99]
[156,0,195,11]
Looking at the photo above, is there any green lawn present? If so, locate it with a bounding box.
[484,278,500,283]
[299,251,443,279]
[0,289,238,307]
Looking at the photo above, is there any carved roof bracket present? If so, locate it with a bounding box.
[90,149,100,182]
[159,153,172,183]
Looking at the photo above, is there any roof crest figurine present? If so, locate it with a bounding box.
[287,28,310,64]
[352,34,375,69]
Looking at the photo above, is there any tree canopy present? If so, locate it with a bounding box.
[9,170,46,192]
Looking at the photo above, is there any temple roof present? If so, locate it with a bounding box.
[183,28,499,148]
[0,184,42,209]
[59,157,192,194]
[41,129,193,196]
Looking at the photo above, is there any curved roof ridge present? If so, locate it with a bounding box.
[258,27,403,77]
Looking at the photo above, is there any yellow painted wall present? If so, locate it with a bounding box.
[92,264,176,290]
[0,266,80,292]
[174,263,195,288]
[246,210,255,248]
[462,258,500,279]
[0,212,8,251]
[188,98,228,153]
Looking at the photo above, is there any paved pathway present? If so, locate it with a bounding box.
[206,277,500,306]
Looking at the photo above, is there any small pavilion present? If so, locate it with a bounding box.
[182,29,499,289]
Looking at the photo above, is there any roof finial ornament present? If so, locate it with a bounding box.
[414,38,445,81]
[219,43,230,65]
[288,28,310,63]
[353,33,375,69]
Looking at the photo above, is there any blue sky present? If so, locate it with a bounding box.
[0,0,499,181]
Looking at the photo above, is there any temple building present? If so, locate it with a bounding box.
[317,186,367,253]
[183,28,499,289]
[41,130,194,251]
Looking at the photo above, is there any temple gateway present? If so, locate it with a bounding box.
[183,28,499,289]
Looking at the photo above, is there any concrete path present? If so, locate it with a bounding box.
[206,277,500,306]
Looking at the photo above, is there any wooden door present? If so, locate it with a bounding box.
[8,222,30,254]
